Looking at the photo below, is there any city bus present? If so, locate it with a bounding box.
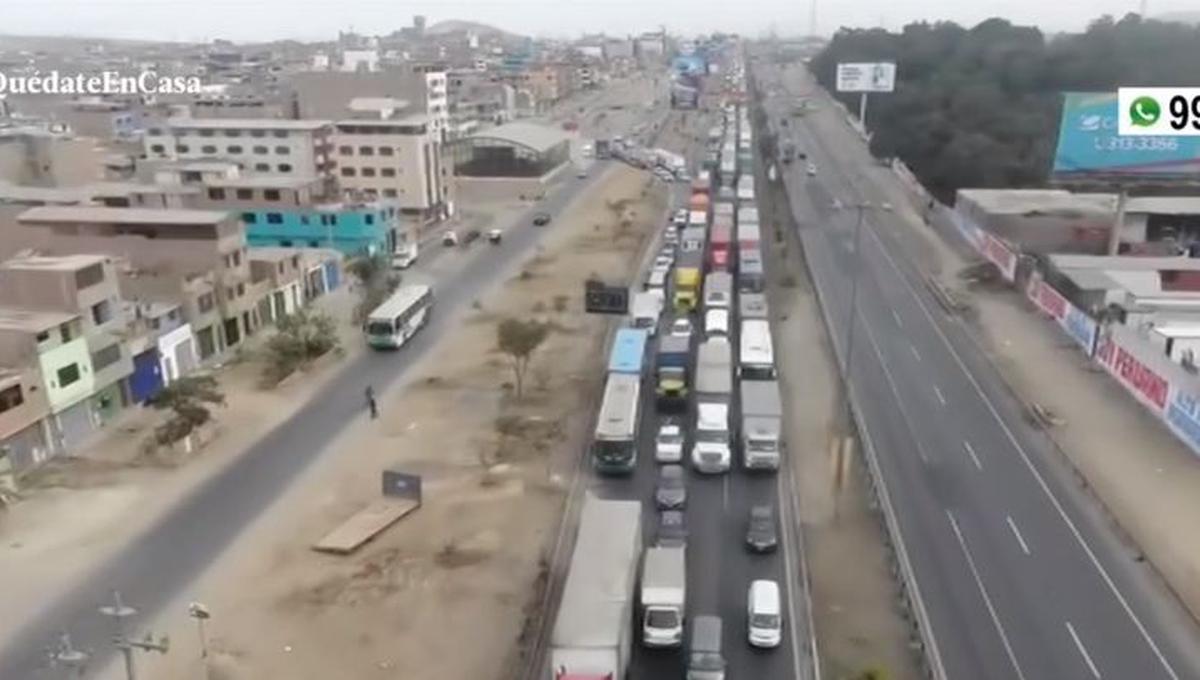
[739,319,777,380]
[592,372,642,474]
[364,284,434,349]
[608,327,650,374]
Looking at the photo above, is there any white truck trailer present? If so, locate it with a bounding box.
[640,546,687,647]
[550,496,643,680]
[740,379,783,471]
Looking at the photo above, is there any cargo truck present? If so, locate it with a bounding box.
[693,339,733,473]
[550,496,642,680]
[673,251,703,312]
[740,380,783,471]
[656,335,690,410]
[641,546,687,647]
[595,139,612,160]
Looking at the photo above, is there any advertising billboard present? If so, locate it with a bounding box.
[1052,92,1200,178]
[835,63,896,93]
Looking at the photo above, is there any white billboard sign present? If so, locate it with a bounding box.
[836,62,896,93]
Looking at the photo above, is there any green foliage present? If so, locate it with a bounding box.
[348,253,401,324]
[810,14,1200,201]
[855,667,889,680]
[146,375,226,446]
[496,318,550,398]
[262,309,341,386]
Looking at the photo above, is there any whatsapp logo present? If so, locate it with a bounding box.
[1129,96,1161,127]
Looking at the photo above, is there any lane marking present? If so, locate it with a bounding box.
[858,310,931,464]
[1006,515,1032,555]
[963,440,983,471]
[892,309,903,328]
[859,206,1182,680]
[934,385,946,406]
[910,344,922,362]
[946,510,1029,680]
[1067,621,1103,679]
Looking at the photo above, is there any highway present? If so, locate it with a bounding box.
[756,57,1200,680]
[581,103,814,680]
[0,79,663,679]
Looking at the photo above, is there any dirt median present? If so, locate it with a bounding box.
[135,165,666,680]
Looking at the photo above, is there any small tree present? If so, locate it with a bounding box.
[497,318,550,399]
[262,309,340,385]
[147,375,226,446]
[348,253,401,324]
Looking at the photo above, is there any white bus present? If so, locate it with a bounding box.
[592,372,642,474]
[739,319,776,380]
[364,284,434,349]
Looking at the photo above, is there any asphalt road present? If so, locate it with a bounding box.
[0,87,664,679]
[585,106,810,680]
[756,57,1200,680]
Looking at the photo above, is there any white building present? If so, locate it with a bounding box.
[341,49,380,72]
[333,115,449,221]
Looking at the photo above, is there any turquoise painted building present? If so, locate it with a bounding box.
[240,200,401,257]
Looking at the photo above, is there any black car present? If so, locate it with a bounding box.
[656,510,687,548]
[746,504,778,553]
[463,229,481,245]
[655,464,687,510]
[532,212,551,226]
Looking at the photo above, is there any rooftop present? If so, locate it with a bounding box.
[957,188,1118,215]
[162,118,333,131]
[0,307,78,333]
[0,182,89,205]
[204,175,318,189]
[19,206,232,226]
[1125,196,1200,216]
[466,121,569,153]
[1,253,108,272]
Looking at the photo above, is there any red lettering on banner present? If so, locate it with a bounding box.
[1034,281,1067,320]
[1111,346,1168,410]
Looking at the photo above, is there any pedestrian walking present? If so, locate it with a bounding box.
[365,385,378,419]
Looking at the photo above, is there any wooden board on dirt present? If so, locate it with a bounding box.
[313,499,420,555]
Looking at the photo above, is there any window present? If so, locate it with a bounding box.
[359,146,374,156]
[277,163,292,173]
[198,129,214,137]
[381,167,396,177]
[242,212,257,224]
[292,255,300,267]
[0,384,23,414]
[208,187,226,200]
[150,144,165,153]
[278,262,284,274]
[236,188,254,200]
[273,130,288,138]
[233,250,242,266]
[197,292,215,313]
[300,215,310,225]
[341,167,356,177]
[57,363,81,388]
[379,146,394,156]
[227,145,244,154]
[253,145,268,154]
[328,215,338,225]
[237,283,245,297]
[147,127,163,135]
[92,344,121,371]
[224,129,242,137]
[275,146,290,155]
[280,239,293,247]
[383,189,398,198]
[59,323,73,343]
[254,163,270,172]
[201,145,218,154]
[35,330,50,343]
[339,146,353,155]
[309,240,320,247]
[250,129,266,138]
[361,167,376,177]
[91,299,113,325]
[75,263,104,289]
[266,213,283,224]
[263,189,281,201]
[176,144,190,153]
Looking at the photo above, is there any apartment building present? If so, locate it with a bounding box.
[333,116,449,221]
[0,128,110,187]
[290,68,450,142]
[142,118,336,196]
[0,363,52,480]
[16,207,257,361]
[248,248,305,325]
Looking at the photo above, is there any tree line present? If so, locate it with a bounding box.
[809,14,1200,202]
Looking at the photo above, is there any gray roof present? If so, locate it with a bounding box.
[957,188,1117,215]
[19,206,231,226]
[467,122,569,153]
[163,118,332,131]
[1125,197,1200,216]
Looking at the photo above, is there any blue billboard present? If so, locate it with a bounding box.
[1052,92,1200,178]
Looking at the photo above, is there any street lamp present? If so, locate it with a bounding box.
[832,200,873,498]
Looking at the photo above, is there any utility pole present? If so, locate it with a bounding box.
[100,591,169,680]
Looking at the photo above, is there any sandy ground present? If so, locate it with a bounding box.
[759,163,921,679]
[121,165,665,680]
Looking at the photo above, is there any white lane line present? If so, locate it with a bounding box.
[892,309,903,328]
[1067,621,1103,679]
[963,440,983,470]
[859,311,931,464]
[934,385,946,406]
[910,344,922,361]
[861,216,1182,680]
[1006,515,1032,555]
[946,510,1029,680]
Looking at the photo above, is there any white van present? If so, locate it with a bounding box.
[704,308,729,338]
[747,580,782,649]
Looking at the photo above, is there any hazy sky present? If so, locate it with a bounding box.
[1,0,1193,43]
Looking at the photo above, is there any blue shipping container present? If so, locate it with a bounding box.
[608,328,649,375]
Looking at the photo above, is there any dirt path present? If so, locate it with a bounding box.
[127,165,665,680]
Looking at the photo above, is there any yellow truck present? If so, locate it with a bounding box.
[673,263,702,312]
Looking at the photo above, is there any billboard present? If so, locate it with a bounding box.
[836,62,896,93]
[1052,92,1200,178]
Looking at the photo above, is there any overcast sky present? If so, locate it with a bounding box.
[1,0,1194,43]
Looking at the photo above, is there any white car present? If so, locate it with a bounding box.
[673,209,689,226]
[653,255,673,271]
[655,423,685,463]
[669,317,693,339]
[391,244,418,269]
[806,163,817,176]
[442,231,459,246]
[704,308,730,338]
[748,580,783,649]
